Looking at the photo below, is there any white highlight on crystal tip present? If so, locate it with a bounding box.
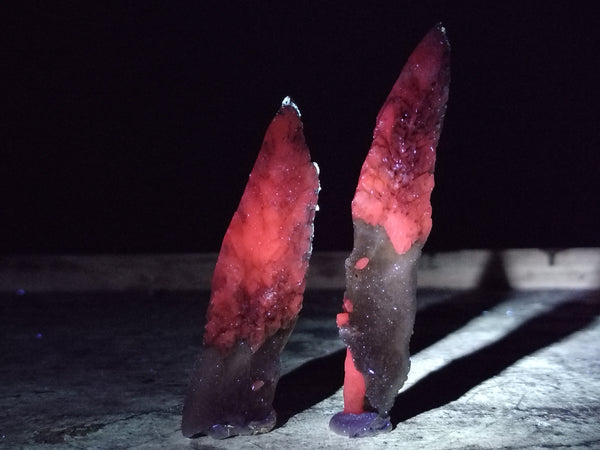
[282,96,301,117]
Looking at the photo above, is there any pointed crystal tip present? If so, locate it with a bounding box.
[281,96,301,117]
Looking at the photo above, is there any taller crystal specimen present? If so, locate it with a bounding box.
[182,97,319,439]
[330,25,450,437]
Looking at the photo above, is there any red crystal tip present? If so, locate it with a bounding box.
[351,25,450,255]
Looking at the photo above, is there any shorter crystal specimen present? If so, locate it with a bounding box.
[182,97,319,439]
[330,24,450,437]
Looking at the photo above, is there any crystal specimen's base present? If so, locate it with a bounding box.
[182,324,295,438]
[329,412,392,438]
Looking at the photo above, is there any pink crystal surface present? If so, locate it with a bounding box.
[204,98,319,353]
[182,98,319,438]
[352,24,450,254]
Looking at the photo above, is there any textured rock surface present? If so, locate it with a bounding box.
[1,288,599,449]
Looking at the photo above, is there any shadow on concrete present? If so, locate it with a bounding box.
[275,252,513,425]
[391,289,600,426]
[274,348,346,427]
[412,251,512,353]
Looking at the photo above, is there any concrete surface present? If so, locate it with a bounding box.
[1,288,599,449]
[2,248,600,293]
[1,250,599,449]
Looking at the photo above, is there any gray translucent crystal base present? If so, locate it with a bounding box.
[340,221,422,418]
[181,325,295,438]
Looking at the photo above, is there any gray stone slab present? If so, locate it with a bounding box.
[2,248,600,293]
[1,288,599,449]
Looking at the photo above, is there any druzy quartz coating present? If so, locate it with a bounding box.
[182,97,319,439]
[330,24,450,437]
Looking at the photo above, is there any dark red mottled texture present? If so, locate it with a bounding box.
[352,24,450,254]
[204,100,319,353]
[182,99,319,439]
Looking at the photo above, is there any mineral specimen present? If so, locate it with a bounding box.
[182,97,320,439]
[330,24,450,437]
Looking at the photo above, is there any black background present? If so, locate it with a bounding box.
[4,2,599,254]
